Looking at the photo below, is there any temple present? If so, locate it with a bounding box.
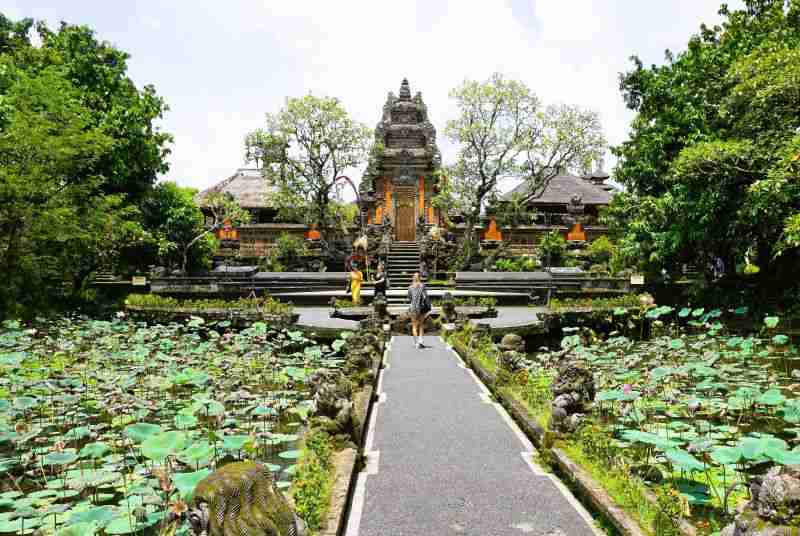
[359,78,443,240]
[196,78,616,261]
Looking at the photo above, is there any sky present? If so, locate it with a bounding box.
[5,0,743,194]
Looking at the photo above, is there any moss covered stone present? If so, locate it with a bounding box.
[189,461,305,536]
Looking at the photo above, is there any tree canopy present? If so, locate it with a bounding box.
[244,95,372,234]
[0,13,172,316]
[608,0,800,303]
[434,73,605,265]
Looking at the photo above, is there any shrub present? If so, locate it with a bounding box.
[125,294,293,315]
[292,430,335,530]
[586,236,616,265]
[261,232,309,271]
[539,231,566,266]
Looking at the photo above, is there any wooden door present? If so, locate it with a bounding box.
[395,195,416,241]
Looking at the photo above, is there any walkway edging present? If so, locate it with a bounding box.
[448,340,689,536]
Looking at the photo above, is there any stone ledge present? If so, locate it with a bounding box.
[450,341,697,536]
[320,447,357,536]
[320,339,384,536]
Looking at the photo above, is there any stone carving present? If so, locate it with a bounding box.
[308,369,358,442]
[399,78,411,100]
[549,363,595,434]
[372,297,391,324]
[362,78,442,221]
[187,462,306,536]
[722,465,800,536]
[439,292,466,328]
[498,334,528,372]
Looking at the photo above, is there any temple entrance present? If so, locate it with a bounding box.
[395,194,416,241]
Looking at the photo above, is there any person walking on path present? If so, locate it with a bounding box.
[373,262,388,302]
[349,262,364,305]
[407,272,431,348]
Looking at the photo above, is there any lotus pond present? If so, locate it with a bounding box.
[0,316,350,535]
[549,308,800,524]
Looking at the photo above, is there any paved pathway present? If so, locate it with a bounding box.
[346,336,599,536]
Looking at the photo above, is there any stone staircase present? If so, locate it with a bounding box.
[386,241,420,304]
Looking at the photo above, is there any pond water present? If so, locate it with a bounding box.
[0,316,348,535]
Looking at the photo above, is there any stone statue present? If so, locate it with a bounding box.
[498,334,528,372]
[187,462,306,536]
[722,465,800,536]
[549,363,595,434]
[309,370,357,441]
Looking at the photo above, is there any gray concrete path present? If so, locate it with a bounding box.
[346,336,599,536]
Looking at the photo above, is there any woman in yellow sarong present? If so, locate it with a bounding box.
[349,262,364,305]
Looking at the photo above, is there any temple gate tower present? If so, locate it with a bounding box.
[360,78,442,241]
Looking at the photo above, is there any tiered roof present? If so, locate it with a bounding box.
[361,78,441,195]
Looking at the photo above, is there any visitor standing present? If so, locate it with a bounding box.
[373,262,388,302]
[407,272,431,349]
[349,263,364,305]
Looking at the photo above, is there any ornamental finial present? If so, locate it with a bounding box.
[399,78,411,100]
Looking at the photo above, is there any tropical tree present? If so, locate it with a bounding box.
[608,0,800,301]
[435,73,605,265]
[140,182,215,271]
[0,12,173,316]
[244,95,372,235]
[184,192,250,273]
[0,65,118,314]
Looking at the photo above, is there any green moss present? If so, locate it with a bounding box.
[291,430,335,532]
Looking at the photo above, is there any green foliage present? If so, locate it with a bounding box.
[433,73,605,267]
[292,430,335,531]
[125,293,293,315]
[261,233,310,272]
[609,0,800,300]
[586,236,616,266]
[548,294,643,312]
[0,316,346,535]
[0,14,171,317]
[139,182,214,271]
[539,230,566,266]
[493,256,540,272]
[245,95,371,233]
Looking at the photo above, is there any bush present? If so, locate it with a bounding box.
[260,232,309,271]
[494,256,540,272]
[586,236,616,265]
[539,231,566,266]
[292,430,335,530]
[125,294,293,315]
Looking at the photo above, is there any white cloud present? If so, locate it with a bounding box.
[141,15,161,31]
[9,0,738,192]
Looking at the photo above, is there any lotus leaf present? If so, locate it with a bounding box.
[57,522,98,535]
[79,442,110,459]
[221,434,252,451]
[44,450,78,466]
[710,446,743,466]
[124,423,162,443]
[141,431,187,461]
[665,448,705,472]
[738,435,788,461]
[172,469,212,500]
